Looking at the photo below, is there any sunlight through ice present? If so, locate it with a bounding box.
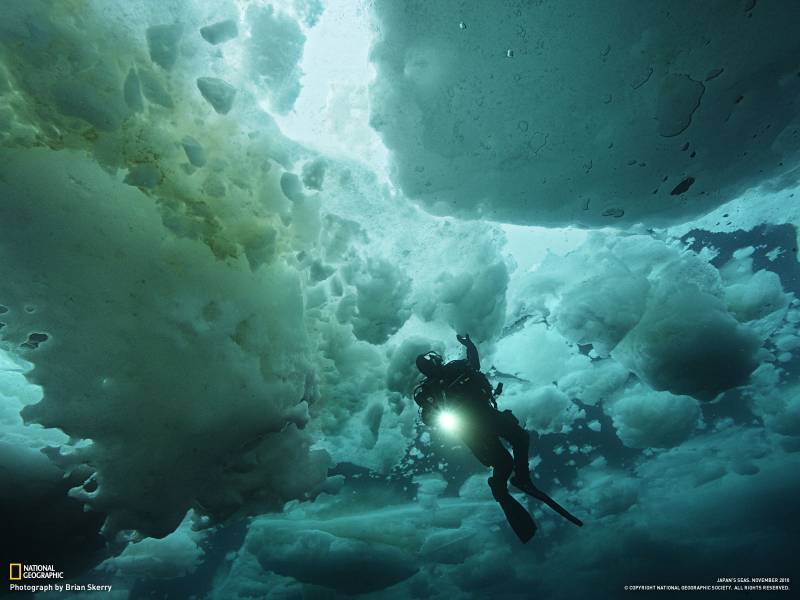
[274,0,389,179]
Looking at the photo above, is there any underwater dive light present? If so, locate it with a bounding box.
[437,409,459,433]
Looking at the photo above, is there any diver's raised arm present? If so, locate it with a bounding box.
[456,333,480,370]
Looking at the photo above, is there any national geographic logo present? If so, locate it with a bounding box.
[8,563,64,580]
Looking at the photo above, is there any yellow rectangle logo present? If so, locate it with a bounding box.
[9,563,22,580]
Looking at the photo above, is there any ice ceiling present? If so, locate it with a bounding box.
[1,0,799,598]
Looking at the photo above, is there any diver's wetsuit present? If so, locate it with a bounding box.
[414,336,583,542]
[413,338,531,498]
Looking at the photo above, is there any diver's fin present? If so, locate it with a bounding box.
[510,477,584,528]
[497,494,537,543]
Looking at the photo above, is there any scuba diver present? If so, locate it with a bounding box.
[414,334,583,542]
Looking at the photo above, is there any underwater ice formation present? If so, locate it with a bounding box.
[0,148,330,537]
[0,0,341,541]
[514,233,774,400]
[605,384,700,449]
[501,384,586,435]
[98,512,207,579]
[370,0,800,226]
[200,19,238,45]
[0,0,799,596]
[246,4,306,114]
[196,76,237,114]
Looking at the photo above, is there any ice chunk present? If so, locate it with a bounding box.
[606,384,700,448]
[279,172,305,202]
[146,24,183,71]
[433,260,509,342]
[99,512,206,578]
[123,164,161,188]
[613,288,760,401]
[246,5,305,114]
[554,263,649,355]
[294,0,325,27]
[301,157,327,190]
[724,268,788,324]
[196,77,236,114]
[575,468,639,518]
[202,174,226,197]
[775,334,800,352]
[415,472,447,509]
[181,136,206,167]
[517,231,763,400]
[52,66,127,130]
[122,68,143,112]
[350,258,411,344]
[558,360,630,406]
[138,68,173,109]
[748,364,800,437]
[245,518,418,594]
[502,384,585,434]
[200,19,238,45]
[308,259,334,282]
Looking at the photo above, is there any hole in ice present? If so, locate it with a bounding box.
[21,332,49,349]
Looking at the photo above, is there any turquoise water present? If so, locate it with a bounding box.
[1,1,798,598]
